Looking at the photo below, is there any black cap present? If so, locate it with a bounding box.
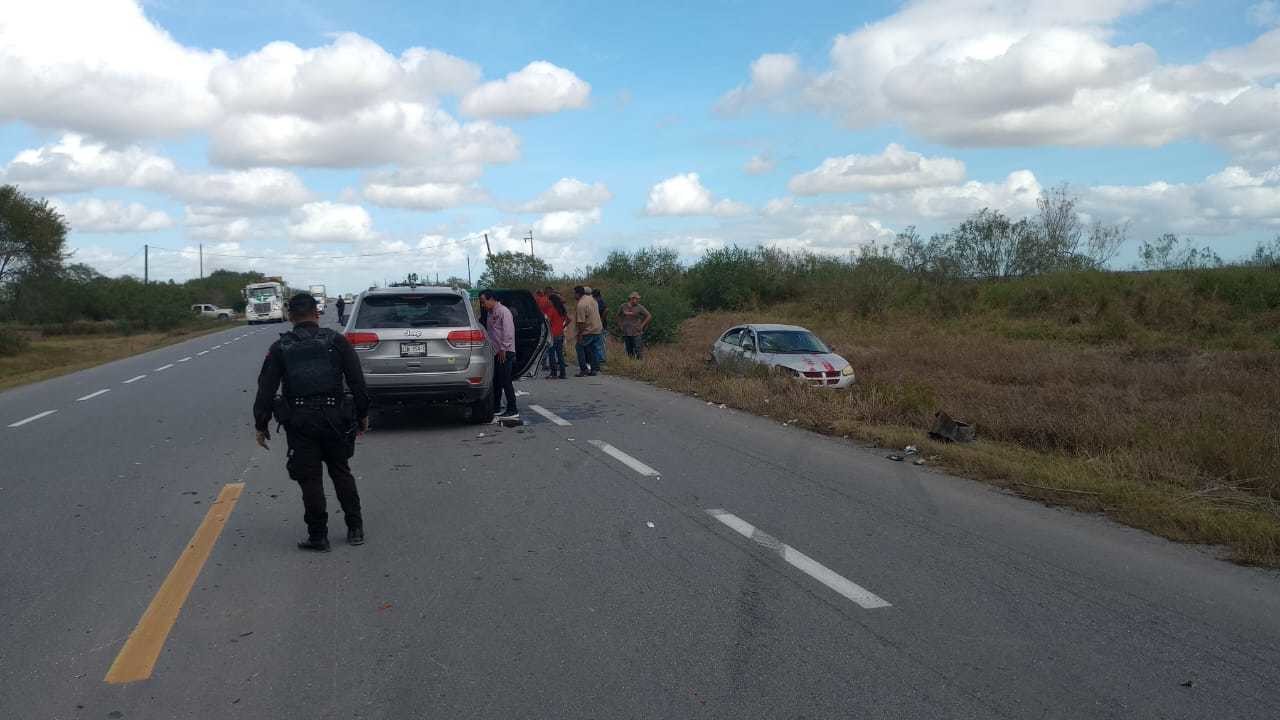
[287,292,318,313]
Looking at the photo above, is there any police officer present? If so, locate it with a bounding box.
[253,293,371,552]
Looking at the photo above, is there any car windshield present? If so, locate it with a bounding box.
[356,294,469,329]
[756,330,828,354]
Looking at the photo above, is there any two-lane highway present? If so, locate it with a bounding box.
[3,322,1280,718]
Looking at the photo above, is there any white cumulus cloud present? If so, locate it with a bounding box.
[789,144,967,195]
[644,173,750,217]
[363,181,489,211]
[744,153,776,176]
[519,178,613,212]
[533,208,602,240]
[0,134,177,193]
[460,61,591,118]
[52,198,173,233]
[717,0,1280,165]
[0,0,225,139]
[717,54,802,114]
[288,202,378,243]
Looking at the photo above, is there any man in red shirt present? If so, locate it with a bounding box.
[537,288,569,379]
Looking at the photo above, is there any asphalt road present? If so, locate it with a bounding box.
[2,317,1279,719]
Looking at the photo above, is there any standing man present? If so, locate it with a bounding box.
[480,290,518,418]
[618,292,652,359]
[573,285,603,377]
[253,293,370,552]
[335,295,347,326]
[591,288,608,367]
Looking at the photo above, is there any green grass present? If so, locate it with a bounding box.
[0,321,231,392]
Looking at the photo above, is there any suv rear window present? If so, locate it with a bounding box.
[355,294,469,329]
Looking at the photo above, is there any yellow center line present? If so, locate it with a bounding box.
[105,482,245,684]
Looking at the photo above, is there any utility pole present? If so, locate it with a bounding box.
[199,243,203,279]
[483,233,492,258]
[144,244,148,285]
[466,256,471,288]
[524,230,534,259]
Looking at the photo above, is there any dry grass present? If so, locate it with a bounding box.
[0,322,229,392]
[604,307,1280,566]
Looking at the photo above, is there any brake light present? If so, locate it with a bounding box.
[447,329,487,349]
[346,332,379,350]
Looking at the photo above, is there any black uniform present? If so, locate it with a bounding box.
[335,297,347,324]
[253,321,370,542]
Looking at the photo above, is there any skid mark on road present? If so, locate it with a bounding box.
[707,509,891,610]
[105,482,245,684]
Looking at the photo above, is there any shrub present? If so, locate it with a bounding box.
[602,284,692,344]
[0,326,30,356]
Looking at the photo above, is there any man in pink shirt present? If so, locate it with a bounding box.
[480,290,518,418]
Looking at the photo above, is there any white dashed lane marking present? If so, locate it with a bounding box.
[197,351,209,356]
[8,410,57,428]
[530,405,571,426]
[178,357,192,363]
[155,364,174,372]
[706,509,892,610]
[123,375,146,384]
[588,440,660,477]
[76,389,111,402]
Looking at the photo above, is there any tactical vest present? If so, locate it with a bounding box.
[278,327,342,398]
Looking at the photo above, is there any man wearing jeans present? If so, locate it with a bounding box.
[618,291,652,359]
[480,290,518,418]
[573,285,603,376]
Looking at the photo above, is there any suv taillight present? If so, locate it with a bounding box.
[447,329,487,349]
[346,332,379,350]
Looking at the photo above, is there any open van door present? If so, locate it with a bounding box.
[481,289,550,379]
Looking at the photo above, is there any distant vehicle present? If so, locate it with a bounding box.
[309,284,326,315]
[711,323,855,388]
[344,286,547,424]
[243,280,287,324]
[342,293,354,304]
[191,303,234,320]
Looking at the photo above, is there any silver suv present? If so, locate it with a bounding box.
[343,286,546,423]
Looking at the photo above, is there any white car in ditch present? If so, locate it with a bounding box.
[711,323,855,388]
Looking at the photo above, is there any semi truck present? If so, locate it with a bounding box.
[309,284,327,315]
[243,278,287,324]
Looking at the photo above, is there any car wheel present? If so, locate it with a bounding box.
[466,396,494,424]
[218,314,229,320]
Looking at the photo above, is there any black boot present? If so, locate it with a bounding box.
[297,531,330,552]
[347,527,365,545]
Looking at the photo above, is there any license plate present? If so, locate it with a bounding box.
[400,342,427,357]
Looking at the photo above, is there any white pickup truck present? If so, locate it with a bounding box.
[192,304,235,320]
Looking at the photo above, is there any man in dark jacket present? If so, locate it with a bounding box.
[253,293,371,551]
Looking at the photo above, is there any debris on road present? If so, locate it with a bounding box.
[904,445,919,455]
[929,411,976,443]
[476,432,487,438]
[913,458,927,466]
[887,454,905,462]
[646,521,655,528]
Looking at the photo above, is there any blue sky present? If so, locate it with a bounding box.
[1,0,1278,293]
